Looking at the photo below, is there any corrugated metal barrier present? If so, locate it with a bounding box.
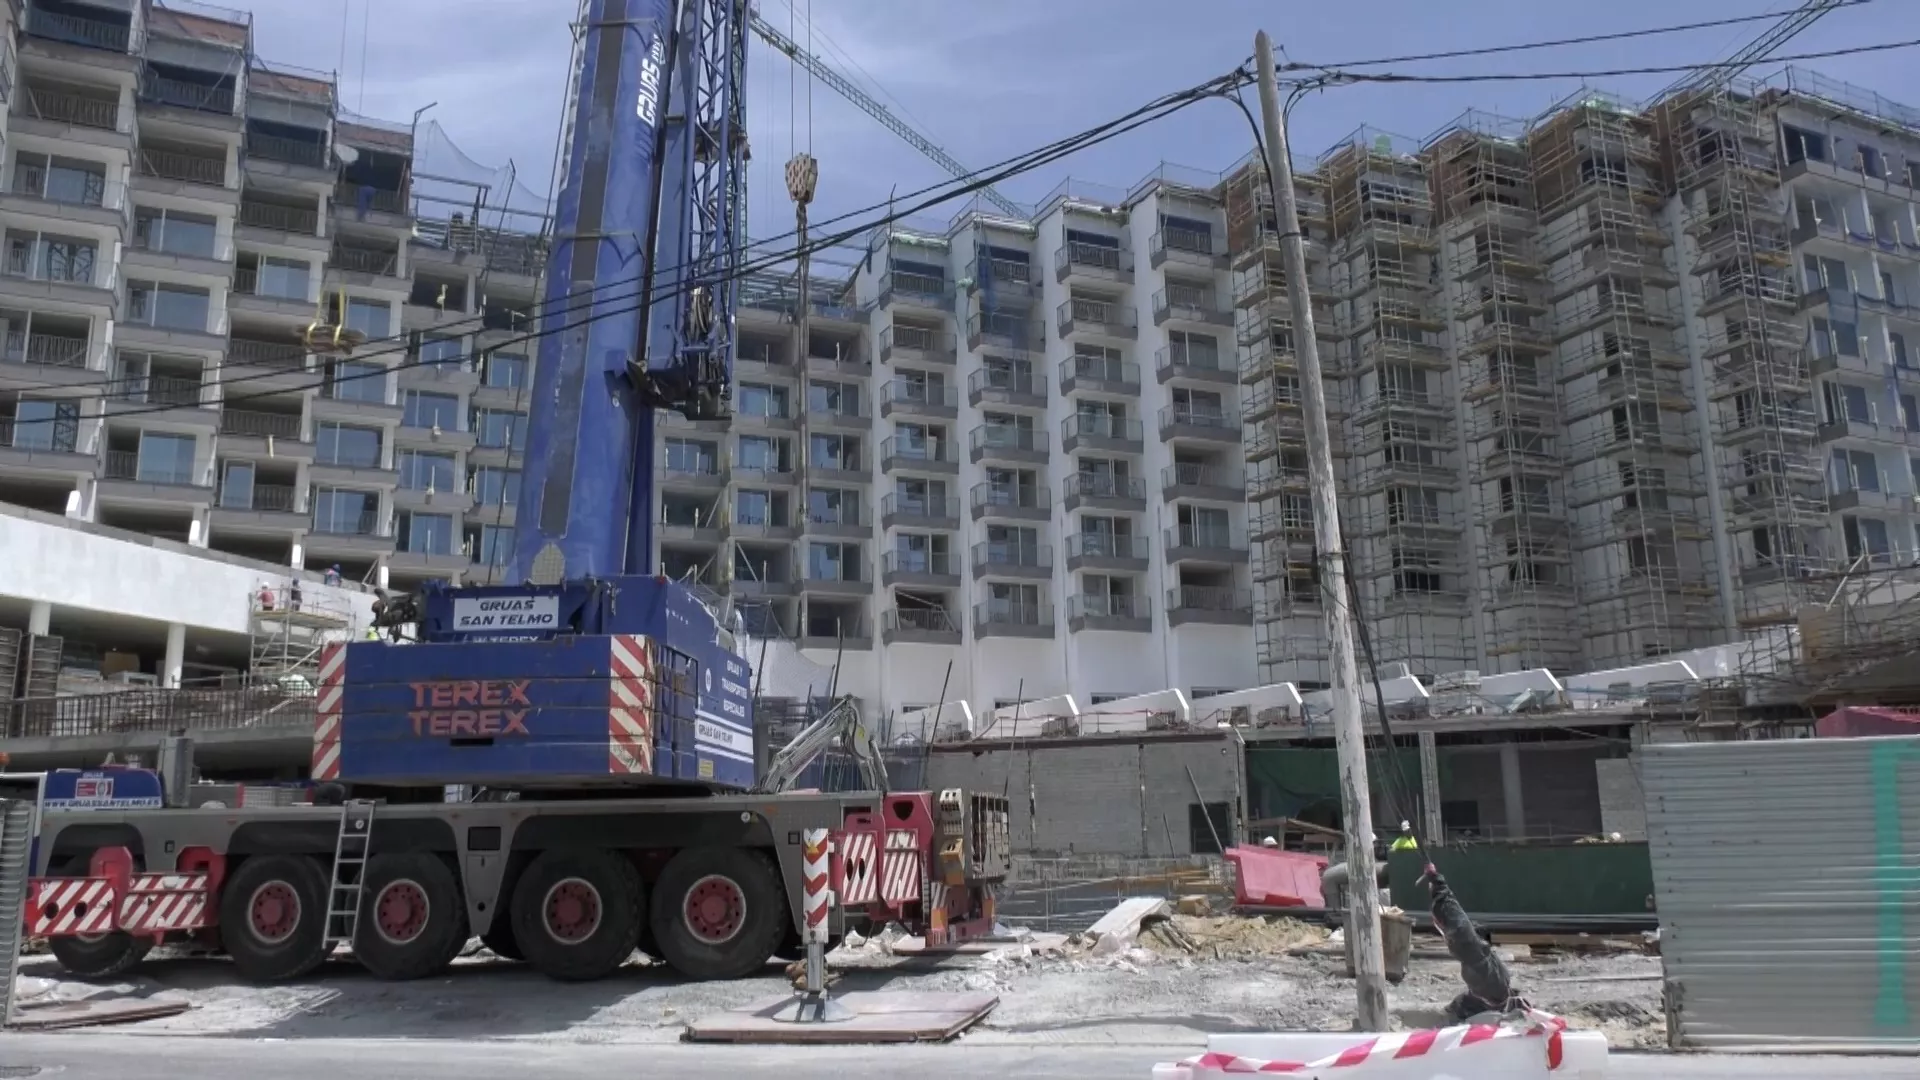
[1643,736,1920,1051]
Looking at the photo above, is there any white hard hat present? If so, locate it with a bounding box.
[1400,820,1411,831]
[1261,835,1279,847]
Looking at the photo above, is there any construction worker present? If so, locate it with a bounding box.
[1391,820,1420,853]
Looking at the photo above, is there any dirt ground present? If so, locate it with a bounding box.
[10,914,1668,1048]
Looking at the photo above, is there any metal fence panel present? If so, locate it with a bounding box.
[1642,736,1920,1050]
[0,793,35,1026]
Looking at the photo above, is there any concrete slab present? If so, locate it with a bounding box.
[889,932,1070,955]
[684,990,998,1044]
[9,997,192,1029]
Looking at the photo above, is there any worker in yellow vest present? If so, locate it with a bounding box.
[1390,820,1420,853]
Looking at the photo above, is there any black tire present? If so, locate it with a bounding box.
[218,854,331,982]
[49,933,153,978]
[508,849,644,982]
[481,923,524,961]
[353,853,469,981]
[648,847,786,981]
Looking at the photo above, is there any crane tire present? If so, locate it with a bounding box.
[508,849,644,982]
[219,855,331,982]
[648,846,786,981]
[480,924,524,961]
[353,853,469,981]
[43,855,153,977]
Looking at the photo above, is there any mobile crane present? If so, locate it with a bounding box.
[19,0,1010,986]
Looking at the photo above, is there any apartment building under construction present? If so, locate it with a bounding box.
[1232,69,1920,687]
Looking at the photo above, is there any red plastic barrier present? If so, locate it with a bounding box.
[1225,845,1328,908]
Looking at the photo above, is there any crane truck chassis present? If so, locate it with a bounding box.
[25,785,1012,983]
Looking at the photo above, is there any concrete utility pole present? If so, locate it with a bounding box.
[1253,30,1390,1032]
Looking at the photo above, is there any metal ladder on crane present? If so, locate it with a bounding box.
[324,799,377,948]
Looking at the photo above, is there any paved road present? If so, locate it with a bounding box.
[7,1035,1916,1079]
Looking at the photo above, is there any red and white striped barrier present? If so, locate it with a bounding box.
[1153,1012,1607,1080]
[801,828,832,944]
[27,878,117,936]
[311,642,346,782]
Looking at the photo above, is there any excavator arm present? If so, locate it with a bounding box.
[754,695,889,794]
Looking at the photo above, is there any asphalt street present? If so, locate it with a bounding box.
[4,1035,1916,1079]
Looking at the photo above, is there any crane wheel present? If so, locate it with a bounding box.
[648,846,786,981]
[44,855,153,977]
[218,855,331,982]
[508,849,644,982]
[353,853,469,981]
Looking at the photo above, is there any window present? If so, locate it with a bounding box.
[127,280,211,331]
[807,542,858,581]
[1833,449,1882,492]
[396,511,453,555]
[219,461,255,509]
[664,437,717,474]
[471,467,520,506]
[419,336,463,368]
[13,153,106,206]
[469,524,512,566]
[984,524,1039,564]
[326,360,387,403]
[484,353,529,388]
[808,381,858,416]
[1188,802,1231,855]
[807,486,855,525]
[137,431,196,484]
[251,255,310,300]
[473,409,526,449]
[402,390,459,430]
[343,296,391,338]
[312,488,378,534]
[737,382,789,419]
[10,399,78,451]
[315,422,382,468]
[5,231,96,283]
[736,488,772,526]
[135,208,217,258]
[1166,330,1219,369]
[397,450,455,492]
[737,434,787,471]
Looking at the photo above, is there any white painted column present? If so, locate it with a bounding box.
[162,622,186,689]
[27,601,51,636]
[1499,741,1527,840]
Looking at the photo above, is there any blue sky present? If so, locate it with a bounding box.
[254,0,1919,257]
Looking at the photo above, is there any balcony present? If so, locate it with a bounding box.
[879,323,955,366]
[880,436,958,475]
[968,367,1046,410]
[973,600,1055,639]
[219,408,311,458]
[803,449,867,484]
[966,312,1041,355]
[5,164,128,232]
[964,257,1036,304]
[1165,523,1248,564]
[1153,286,1232,329]
[1159,403,1241,444]
[803,342,870,378]
[1155,344,1235,386]
[0,244,115,308]
[882,550,960,589]
[1062,472,1144,513]
[1059,355,1140,396]
[1056,295,1138,340]
[728,514,801,542]
[238,199,323,243]
[968,423,1047,466]
[246,133,330,173]
[308,508,394,552]
[880,493,959,531]
[803,506,868,540]
[799,561,870,597]
[971,541,1052,580]
[882,606,962,646]
[106,374,211,420]
[139,71,239,121]
[2,332,91,374]
[1060,414,1144,455]
[211,482,306,532]
[1167,585,1253,627]
[331,244,401,281]
[0,418,94,474]
[136,147,230,193]
[335,180,410,222]
[1065,532,1148,573]
[659,461,727,491]
[1149,225,1226,271]
[803,398,869,433]
[1162,462,1245,501]
[880,380,958,420]
[18,85,124,138]
[101,449,213,500]
[25,6,134,57]
[969,482,1050,522]
[877,270,950,311]
[1054,239,1132,284]
[1068,592,1151,634]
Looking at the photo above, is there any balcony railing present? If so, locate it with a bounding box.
[1167,523,1243,551]
[1159,404,1239,430]
[219,482,297,512]
[239,199,320,235]
[883,380,957,409]
[970,424,1045,455]
[1060,355,1140,389]
[21,86,119,130]
[974,600,1052,629]
[105,450,197,485]
[1057,296,1138,337]
[332,245,400,276]
[1152,225,1219,260]
[880,436,956,467]
[970,482,1050,514]
[1164,462,1243,490]
[1062,473,1144,502]
[972,541,1052,572]
[109,374,204,407]
[138,147,226,187]
[220,409,303,439]
[883,550,956,578]
[1061,414,1144,443]
[968,368,1046,399]
[9,164,121,211]
[880,493,959,522]
[311,508,382,536]
[3,243,101,287]
[26,8,133,53]
[1066,532,1148,560]
[335,181,408,216]
[140,72,236,116]
[886,607,958,633]
[806,506,863,528]
[1168,585,1252,613]
[246,132,328,170]
[4,332,89,368]
[1068,592,1149,621]
[227,338,307,369]
[1054,240,1128,278]
[0,418,77,451]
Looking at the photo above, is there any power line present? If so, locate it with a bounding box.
[34,70,1245,425]
[1281,0,1877,71]
[1308,36,1920,85]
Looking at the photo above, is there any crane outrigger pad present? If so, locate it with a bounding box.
[683,990,998,1044]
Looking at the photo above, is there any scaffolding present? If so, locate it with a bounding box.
[1657,85,1830,630]
[250,587,355,683]
[1425,111,1581,674]
[1313,129,1469,676]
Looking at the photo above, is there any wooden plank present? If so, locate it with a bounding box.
[9,998,191,1029]
[684,991,998,1044]
[1085,896,1169,940]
